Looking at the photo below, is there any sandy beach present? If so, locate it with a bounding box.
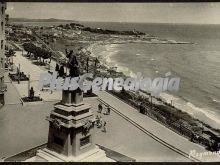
[86,42,220,130]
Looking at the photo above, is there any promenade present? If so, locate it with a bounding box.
[2,50,219,162]
[12,51,62,102]
[96,91,220,162]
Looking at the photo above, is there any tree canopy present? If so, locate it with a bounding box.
[23,42,52,63]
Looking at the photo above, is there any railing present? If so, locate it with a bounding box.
[98,97,201,162]
[107,90,218,151]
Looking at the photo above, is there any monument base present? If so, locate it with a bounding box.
[25,145,114,162]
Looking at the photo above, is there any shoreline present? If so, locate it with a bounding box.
[8,22,220,151]
[86,42,220,130]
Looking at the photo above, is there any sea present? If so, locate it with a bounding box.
[13,21,220,129]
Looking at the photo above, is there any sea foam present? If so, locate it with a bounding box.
[160,92,220,129]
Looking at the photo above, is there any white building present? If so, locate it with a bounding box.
[0,2,7,104]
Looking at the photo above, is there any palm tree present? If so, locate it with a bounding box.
[94,57,99,75]
[86,57,89,73]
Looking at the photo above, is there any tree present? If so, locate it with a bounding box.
[33,46,43,63]
[41,49,52,64]
[23,42,52,65]
[65,24,71,29]
[23,42,36,56]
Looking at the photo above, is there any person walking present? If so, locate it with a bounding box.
[107,106,111,115]
[97,116,103,128]
[104,105,111,115]
[95,115,99,126]
[102,121,107,133]
[98,103,103,113]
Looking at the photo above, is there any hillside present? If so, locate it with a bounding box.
[9,18,76,23]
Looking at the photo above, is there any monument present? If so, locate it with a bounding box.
[25,50,113,162]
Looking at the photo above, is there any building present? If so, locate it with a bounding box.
[0,1,7,105]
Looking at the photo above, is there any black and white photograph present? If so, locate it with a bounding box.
[0,1,220,162]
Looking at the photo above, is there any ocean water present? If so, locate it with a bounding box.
[16,21,220,129]
[86,22,220,129]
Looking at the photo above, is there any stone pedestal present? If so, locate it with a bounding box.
[32,88,112,162]
[35,146,108,162]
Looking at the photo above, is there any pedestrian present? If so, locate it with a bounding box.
[97,121,102,128]
[104,105,111,115]
[102,121,107,133]
[99,116,103,126]
[95,115,99,126]
[107,106,111,115]
[98,103,103,113]
[97,116,102,128]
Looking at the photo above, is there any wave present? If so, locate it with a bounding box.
[90,42,220,130]
[114,64,136,78]
[86,43,96,57]
[212,98,220,104]
[160,92,220,129]
[186,102,220,128]
[213,85,220,91]
[89,43,138,78]
[88,44,116,66]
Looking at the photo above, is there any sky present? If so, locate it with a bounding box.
[6,3,220,24]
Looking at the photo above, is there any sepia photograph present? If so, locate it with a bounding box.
[0,0,220,162]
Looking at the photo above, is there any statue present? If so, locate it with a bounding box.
[65,48,80,77]
[29,87,35,99]
[83,120,93,135]
[52,118,62,130]
[69,56,80,77]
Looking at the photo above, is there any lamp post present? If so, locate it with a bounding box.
[28,74,30,97]
[18,63,20,84]
[150,93,153,110]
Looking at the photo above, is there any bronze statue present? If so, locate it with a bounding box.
[29,87,35,99]
[65,49,80,77]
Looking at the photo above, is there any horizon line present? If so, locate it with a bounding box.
[9,17,220,25]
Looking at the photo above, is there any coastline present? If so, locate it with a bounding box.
[87,42,220,130]
[160,92,220,129]
[8,21,220,152]
[87,43,137,77]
